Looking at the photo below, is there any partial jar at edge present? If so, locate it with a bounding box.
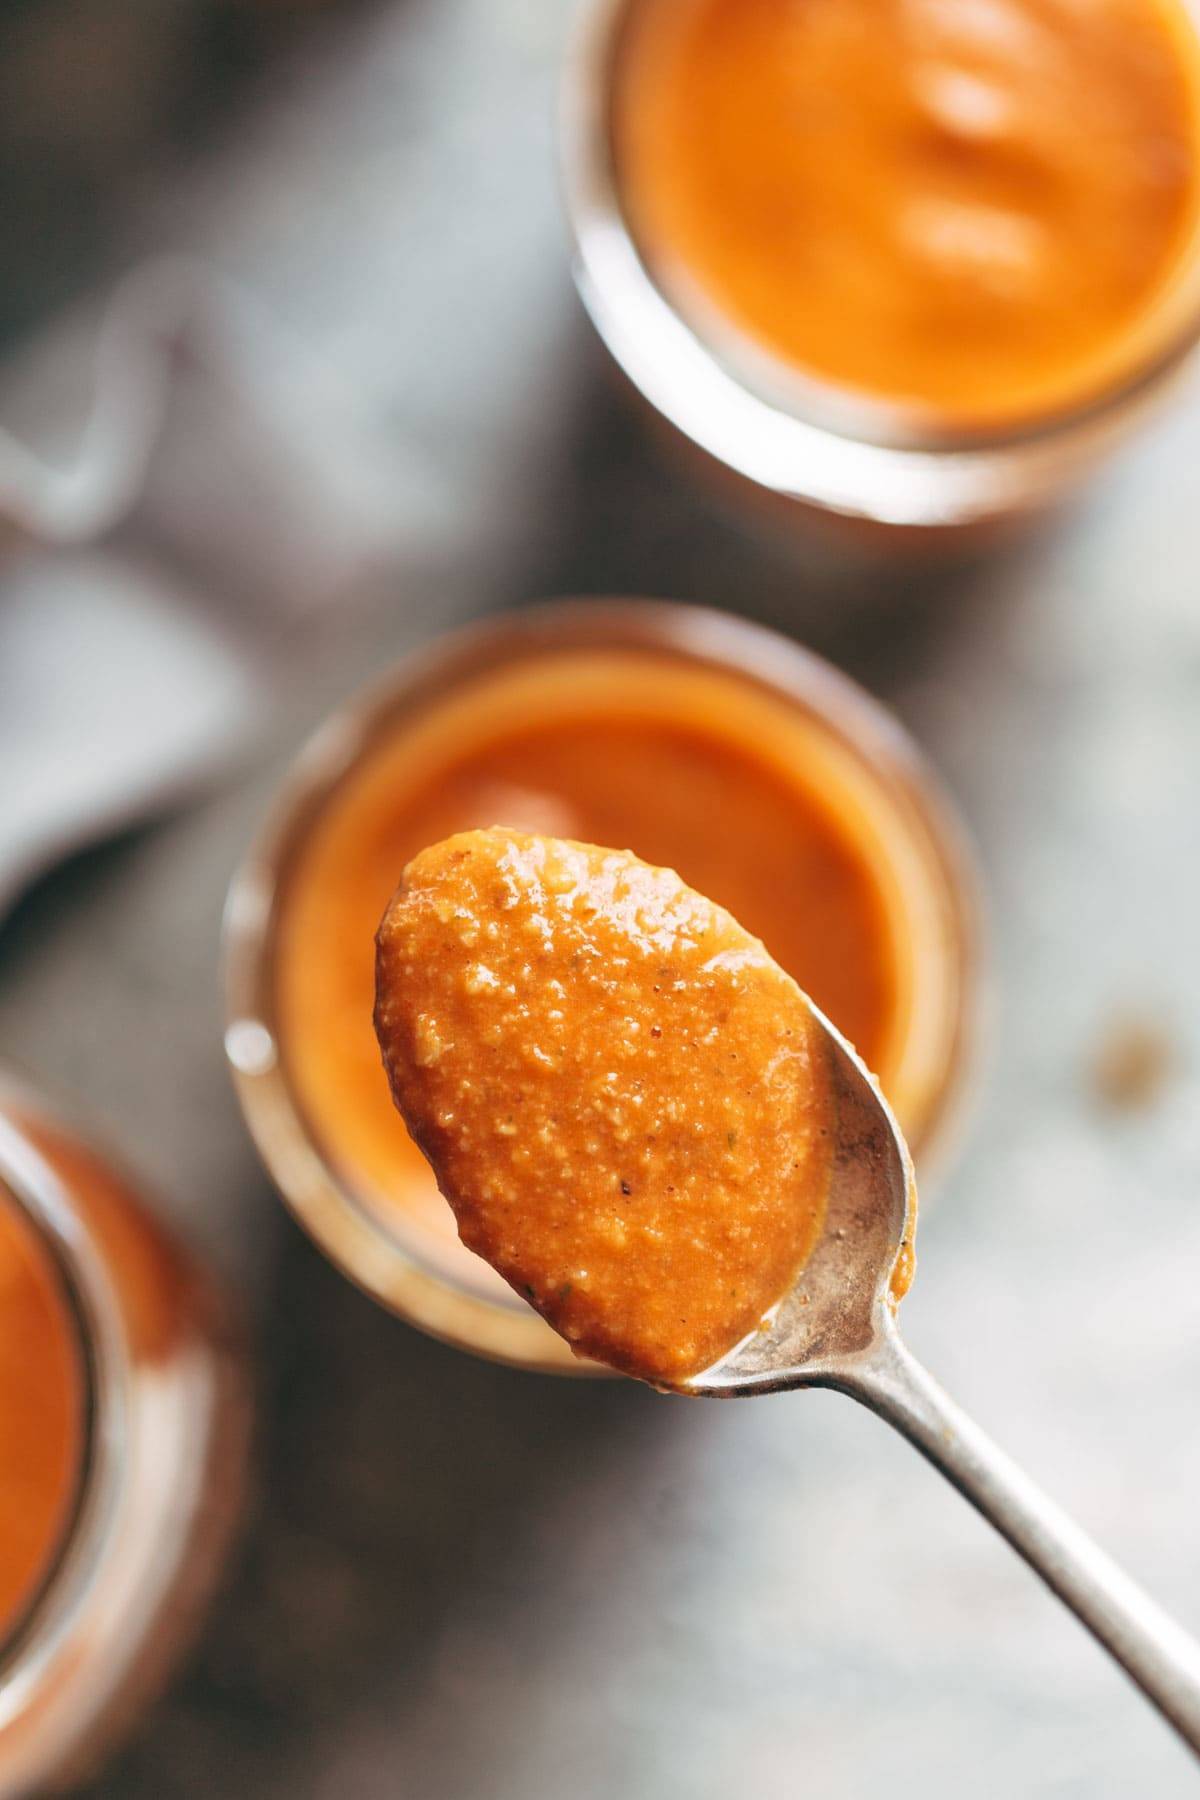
[562,0,1200,542]
[0,1072,249,1798]
[224,601,982,1376]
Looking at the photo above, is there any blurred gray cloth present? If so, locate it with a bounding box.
[0,257,445,921]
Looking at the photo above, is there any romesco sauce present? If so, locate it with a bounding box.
[375,831,833,1383]
[274,651,910,1293]
[0,1189,84,1643]
[17,1120,194,1363]
[615,0,1200,430]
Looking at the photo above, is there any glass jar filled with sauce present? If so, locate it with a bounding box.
[0,1073,248,1796]
[224,601,980,1372]
[563,0,1200,537]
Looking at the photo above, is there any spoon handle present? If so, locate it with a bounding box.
[834,1319,1200,1757]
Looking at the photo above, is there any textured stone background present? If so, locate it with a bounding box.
[1,3,1199,1795]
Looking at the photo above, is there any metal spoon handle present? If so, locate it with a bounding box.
[832,1319,1200,1757]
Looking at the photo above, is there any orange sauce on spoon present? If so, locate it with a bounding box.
[375,830,834,1383]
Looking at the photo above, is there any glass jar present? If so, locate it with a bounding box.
[224,600,981,1374]
[0,1073,249,1796]
[561,0,1200,540]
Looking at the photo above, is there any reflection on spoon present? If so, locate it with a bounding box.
[375,828,1200,1755]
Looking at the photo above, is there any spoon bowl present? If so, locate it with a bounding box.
[688,1010,913,1395]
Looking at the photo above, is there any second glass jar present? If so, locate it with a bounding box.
[224,601,981,1372]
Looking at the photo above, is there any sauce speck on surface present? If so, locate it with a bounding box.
[375,829,833,1384]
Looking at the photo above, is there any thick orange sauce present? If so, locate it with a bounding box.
[0,1188,84,1644]
[616,0,1200,428]
[19,1119,192,1363]
[276,650,931,1296]
[375,830,833,1382]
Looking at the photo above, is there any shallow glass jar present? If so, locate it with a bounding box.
[224,600,981,1373]
[0,1072,248,1797]
[561,0,1200,541]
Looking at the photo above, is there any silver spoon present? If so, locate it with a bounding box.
[680,1004,1200,1757]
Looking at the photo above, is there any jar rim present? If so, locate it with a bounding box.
[223,598,983,1373]
[0,1071,248,1795]
[0,1077,128,1702]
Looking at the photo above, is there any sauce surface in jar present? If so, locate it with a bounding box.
[0,1186,85,1643]
[275,648,942,1296]
[375,830,833,1382]
[615,0,1200,429]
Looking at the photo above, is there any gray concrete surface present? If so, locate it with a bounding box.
[1,3,1199,1795]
